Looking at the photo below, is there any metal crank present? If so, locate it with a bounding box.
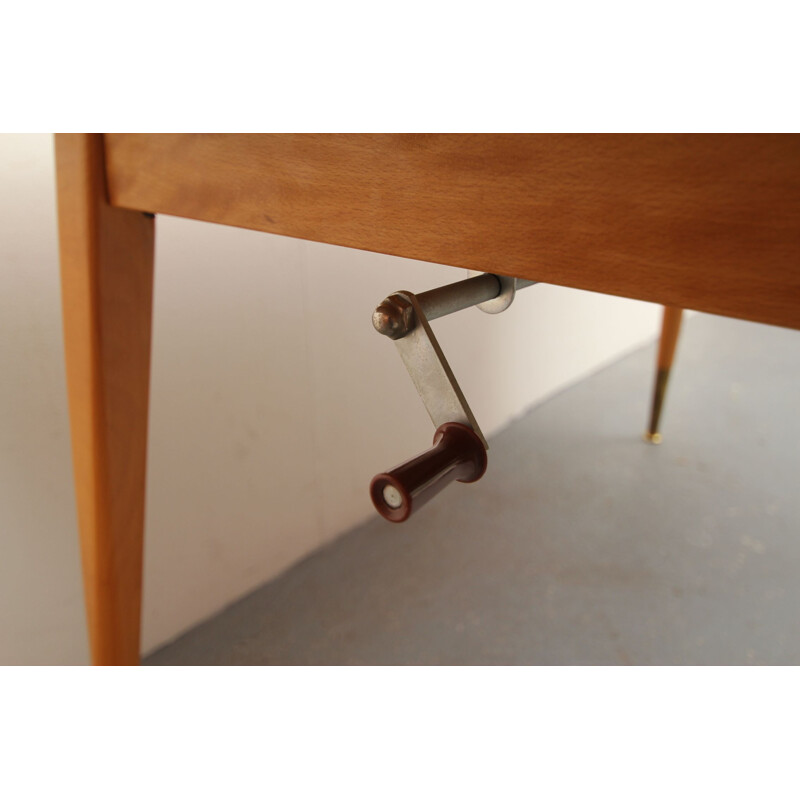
[370,272,535,522]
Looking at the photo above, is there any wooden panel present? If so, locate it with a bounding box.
[105,134,800,330]
[55,134,155,665]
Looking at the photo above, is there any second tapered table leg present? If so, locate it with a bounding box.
[644,306,684,444]
[55,134,155,665]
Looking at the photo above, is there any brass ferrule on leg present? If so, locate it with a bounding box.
[644,367,670,444]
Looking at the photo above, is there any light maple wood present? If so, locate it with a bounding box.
[55,134,155,665]
[104,133,800,330]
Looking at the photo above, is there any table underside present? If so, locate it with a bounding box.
[104,133,800,330]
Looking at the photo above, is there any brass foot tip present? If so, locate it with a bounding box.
[643,431,663,445]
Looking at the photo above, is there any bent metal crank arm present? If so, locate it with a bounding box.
[369,273,535,522]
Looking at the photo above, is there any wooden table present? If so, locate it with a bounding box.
[54,134,800,665]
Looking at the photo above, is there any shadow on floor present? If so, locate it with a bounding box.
[145,313,800,665]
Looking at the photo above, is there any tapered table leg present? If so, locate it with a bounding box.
[55,134,155,665]
[645,305,683,444]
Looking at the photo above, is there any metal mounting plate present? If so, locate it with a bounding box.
[468,271,517,313]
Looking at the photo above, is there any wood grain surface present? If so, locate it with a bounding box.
[104,133,800,330]
[55,133,155,665]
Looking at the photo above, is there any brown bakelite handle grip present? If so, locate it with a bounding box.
[370,422,488,523]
